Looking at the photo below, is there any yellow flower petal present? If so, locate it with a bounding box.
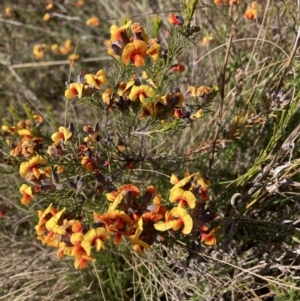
[154,219,176,231]
[122,40,147,67]
[171,207,193,234]
[45,207,66,234]
[65,83,84,99]
[169,188,196,209]
[170,173,198,192]
[108,191,126,211]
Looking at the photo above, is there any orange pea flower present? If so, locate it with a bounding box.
[65,83,84,99]
[50,44,59,55]
[84,69,107,88]
[169,188,196,209]
[106,190,118,202]
[43,13,51,22]
[33,114,43,126]
[17,128,31,137]
[51,126,72,142]
[146,43,160,61]
[140,103,157,118]
[2,124,17,135]
[168,13,184,26]
[191,109,204,119]
[72,221,84,233]
[154,207,193,235]
[131,22,149,42]
[86,17,100,27]
[143,194,167,222]
[83,227,110,253]
[68,53,80,65]
[202,33,213,47]
[102,88,113,105]
[119,184,140,197]
[128,85,154,102]
[197,173,210,201]
[162,91,184,108]
[152,194,167,214]
[108,184,140,211]
[59,39,73,55]
[122,40,148,67]
[170,63,185,73]
[196,86,212,97]
[130,218,151,252]
[45,2,53,10]
[93,210,132,244]
[170,173,198,192]
[45,207,67,235]
[94,210,133,228]
[33,43,47,59]
[72,244,95,269]
[35,203,57,236]
[244,7,258,20]
[19,155,47,179]
[20,184,34,205]
[5,7,15,18]
[76,0,84,8]
[110,20,132,43]
[200,225,220,245]
[81,156,95,171]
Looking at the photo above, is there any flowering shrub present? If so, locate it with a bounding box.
[2,0,220,269]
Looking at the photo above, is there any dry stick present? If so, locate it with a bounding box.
[194,38,288,66]
[92,262,107,301]
[10,56,108,69]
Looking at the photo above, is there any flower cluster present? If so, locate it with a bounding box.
[214,0,258,21]
[62,12,216,122]
[65,69,107,99]
[154,173,218,244]
[65,68,216,121]
[35,203,107,269]
[107,20,159,67]
[50,39,73,56]
[2,115,43,159]
[33,172,218,269]
[244,2,259,21]
[33,39,75,60]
